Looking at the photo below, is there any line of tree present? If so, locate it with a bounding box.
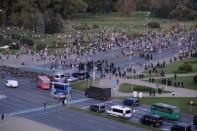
[0,0,196,34]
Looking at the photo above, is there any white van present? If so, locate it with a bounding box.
[5,80,18,88]
[106,105,131,119]
[54,73,65,82]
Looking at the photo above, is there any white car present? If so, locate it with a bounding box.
[67,76,78,82]
[106,105,132,119]
[5,80,18,88]
[53,92,65,99]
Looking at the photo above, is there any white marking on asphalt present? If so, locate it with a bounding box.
[7,98,91,116]
[161,128,170,131]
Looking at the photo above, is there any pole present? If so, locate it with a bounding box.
[124,0,127,13]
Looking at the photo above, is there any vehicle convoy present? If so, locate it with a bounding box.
[5,80,18,88]
[106,105,132,119]
[85,86,111,100]
[36,76,50,90]
[151,103,181,120]
[171,123,192,131]
[140,114,163,128]
[89,104,105,113]
[123,97,139,107]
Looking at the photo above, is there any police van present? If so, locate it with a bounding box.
[106,105,132,119]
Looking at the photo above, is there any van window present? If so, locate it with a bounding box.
[55,75,59,78]
[126,110,131,114]
[60,75,65,78]
[112,108,123,113]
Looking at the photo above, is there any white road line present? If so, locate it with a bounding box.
[7,98,91,116]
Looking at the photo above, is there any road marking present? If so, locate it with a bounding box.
[7,98,91,116]
[0,94,7,100]
[161,128,170,131]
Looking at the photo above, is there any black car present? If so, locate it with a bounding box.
[89,104,105,113]
[193,114,197,128]
[140,114,163,128]
[171,123,192,131]
[123,97,139,107]
[72,72,90,79]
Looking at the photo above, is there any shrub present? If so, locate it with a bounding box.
[20,37,34,47]
[11,33,21,40]
[36,43,46,51]
[148,22,160,29]
[73,23,91,30]
[0,38,13,46]
[194,75,197,83]
[92,24,99,29]
[178,63,193,72]
[9,43,20,50]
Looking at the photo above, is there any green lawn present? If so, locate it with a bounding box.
[71,79,99,91]
[140,97,197,115]
[144,57,197,74]
[152,76,197,90]
[119,83,169,93]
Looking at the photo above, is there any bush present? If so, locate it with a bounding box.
[178,63,193,72]
[11,33,21,40]
[148,22,160,29]
[9,43,20,50]
[20,37,34,47]
[73,23,91,30]
[92,24,99,29]
[36,43,46,51]
[0,38,13,46]
[194,75,197,83]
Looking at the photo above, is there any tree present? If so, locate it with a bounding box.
[115,0,136,13]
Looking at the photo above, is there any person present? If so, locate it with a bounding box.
[172,90,175,96]
[43,102,46,108]
[153,90,156,96]
[1,114,4,120]
[149,90,152,96]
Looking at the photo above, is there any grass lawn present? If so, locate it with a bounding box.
[140,97,197,115]
[119,83,169,93]
[71,79,99,91]
[144,57,197,74]
[152,76,197,90]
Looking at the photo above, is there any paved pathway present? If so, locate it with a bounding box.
[98,75,197,97]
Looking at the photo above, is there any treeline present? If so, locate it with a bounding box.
[0,0,196,34]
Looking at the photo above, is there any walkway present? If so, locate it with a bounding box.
[97,75,197,97]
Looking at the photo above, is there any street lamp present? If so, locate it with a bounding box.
[190,100,193,113]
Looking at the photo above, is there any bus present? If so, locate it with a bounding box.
[37,76,50,90]
[151,103,181,120]
[51,82,72,94]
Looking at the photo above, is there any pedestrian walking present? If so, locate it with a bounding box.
[43,102,46,108]
[1,114,4,120]
[172,90,175,96]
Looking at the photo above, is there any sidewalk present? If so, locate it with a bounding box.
[98,76,197,97]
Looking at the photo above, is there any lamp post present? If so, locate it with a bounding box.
[190,100,193,113]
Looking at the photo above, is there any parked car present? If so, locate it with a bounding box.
[67,76,78,82]
[54,73,66,82]
[123,97,139,107]
[140,114,163,128]
[89,104,105,113]
[171,123,192,131]
[72,72,90,79]
[53,92,65,100]
[106,105,131,119]
[5,80,18,88]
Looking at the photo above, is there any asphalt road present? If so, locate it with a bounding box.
[18,106,145,131]
[0,76,195,131]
